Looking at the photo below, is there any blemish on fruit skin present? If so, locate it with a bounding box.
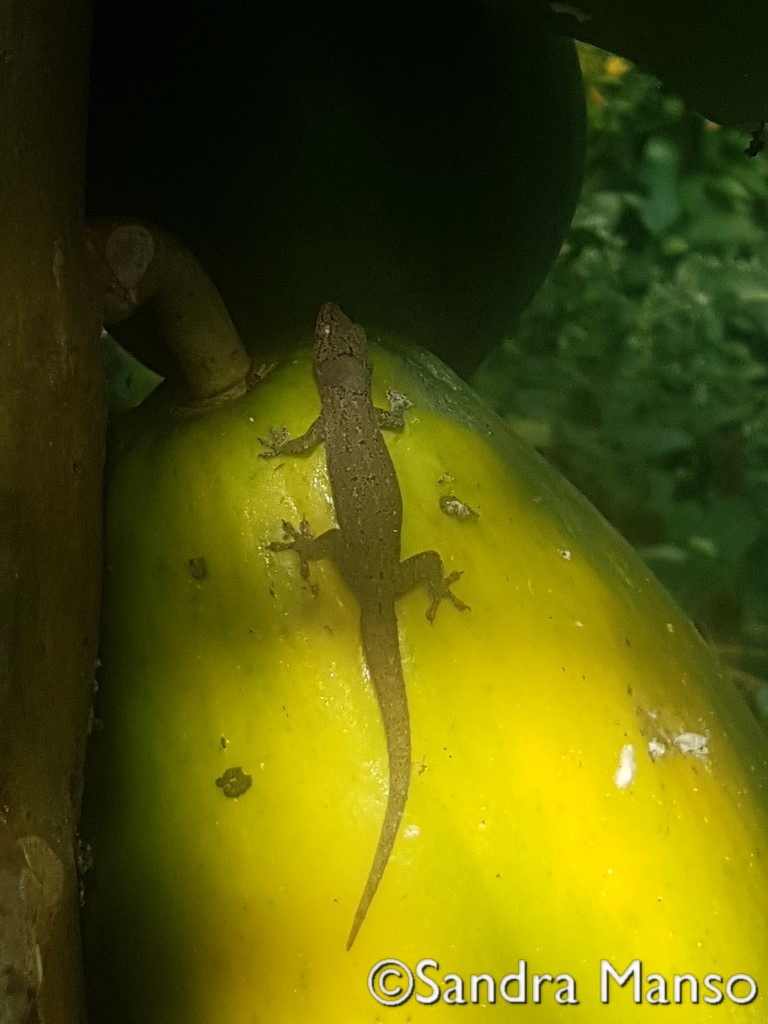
[674,732,709,759]
[636,705,711,766]
[215,766,252,798]
[647,731,710,764]
[648,738,667,762]
[439,494,479,519]
[614,744,636,789]
[188,555,208,580]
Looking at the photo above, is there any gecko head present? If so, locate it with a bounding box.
[314,302,373,393]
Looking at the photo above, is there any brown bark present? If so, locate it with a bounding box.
[0,1,102,1021]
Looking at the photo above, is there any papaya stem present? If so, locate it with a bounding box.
[87,218,252,403]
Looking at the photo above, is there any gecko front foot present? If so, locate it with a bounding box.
[267,519,317,589]
[426,570,470,622]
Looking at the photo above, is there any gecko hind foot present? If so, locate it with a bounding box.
[426,570,470,622]
[258,426,292,458]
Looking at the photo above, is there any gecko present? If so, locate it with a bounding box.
[260,302,468,949]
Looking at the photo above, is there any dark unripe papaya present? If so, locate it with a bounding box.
[86,2,585,375]
[547,0,768,130]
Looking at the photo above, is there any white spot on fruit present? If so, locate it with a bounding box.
[614,744,636,789]
[674,731,709,759]
[647,737,667,762]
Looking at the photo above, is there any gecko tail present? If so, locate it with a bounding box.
[346,752,410,951]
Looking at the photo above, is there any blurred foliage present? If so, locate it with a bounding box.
[474,47,768,717]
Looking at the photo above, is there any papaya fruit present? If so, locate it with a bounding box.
[86,1,585,376]
[81,327,768,1022]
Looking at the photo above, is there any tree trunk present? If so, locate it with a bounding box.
[0,1,102,1021]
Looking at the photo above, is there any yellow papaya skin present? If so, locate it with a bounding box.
[82,336,768,1022]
